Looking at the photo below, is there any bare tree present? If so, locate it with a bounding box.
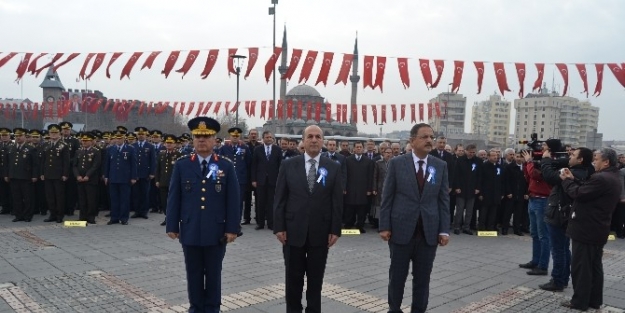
[213,113,249,139]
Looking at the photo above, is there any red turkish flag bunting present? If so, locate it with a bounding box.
[27,53,47,74]
[350,104,357,124]
[15,53,33,81]
[201,49,219,79]
[264,47,282,83]
[419,103,424,121]
[419,59,433,89]
[451,60,464,93]
[287,100,293,119]
[334,53,353,85]
[186,102,195,115]
[79,53,95,80]
[161,51,180,78]
[224,101,231,115]
[515,63,526,98]
[120,52,143,80]
[295,100,302,119]
[325,102,332,123]
[555,63,569,96]
[282,49,302,80]
[0,52,18,70]
[138,102,145,115]
[362,105,367,124]
[31,103,39,119]
[336,104,342,123]
[172,102,179,116]
[35,53,64,77]
[397,58,410,88]
[363,55,374,89]
[575,64,589,97]
[227,48,238,75]
[315,52,334,86]
[86,53,106,80]
[102,99,112,112]
[244,48,258,79]
[298,50,318,84]
[371,105,378,125]
[201,102,212,115]
[607,63,625,88]
[431,60,445,88]
[435,102,441,118]
[196,102,205,117]
[213,101,222,114]
[314,102,321,122]
[474,61,485,94]
[175,50,200,78]
[306,102,312,120]
[400,104,406,121]
[244,101,250,116]
[391,104,397,122]
[260,101,267,118]
[427,103,433,120]
[105,52,123,79]
[53,53,80,72]
[249,101,257,117]
[277,100,284,120]
[268,101,275,119]
[493,62,511,96]
[373,56,387,92]
[532,63,545,92]
[343,104,349,124]
[141,51,161,70]
[593,63,604,97]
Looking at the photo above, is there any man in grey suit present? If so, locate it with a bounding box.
[274,125,343,313]
[379,123,450,313]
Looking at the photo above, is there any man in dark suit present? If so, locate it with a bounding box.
[73,132,102,224]
[321,139,346,191]
[274,125,343,313]
[131,126,156,219]
[243,129,261,225]
[365,139,381,161]
[379,123,450,313]
[504,152,529,236]
[166,117,241,313]
[251,131,281,230]
[478,151,505,231]
[344,142,373,233]
[429,136,455,224]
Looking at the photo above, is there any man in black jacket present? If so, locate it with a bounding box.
[503,151,528,236]
[430,136,455,224]
[560,148,621,311]
[452,144,480,235]
[540,147,593,292]
[251,131,281,230]
[478,151,504,231]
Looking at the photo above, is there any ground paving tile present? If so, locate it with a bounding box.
[0,212,623,312]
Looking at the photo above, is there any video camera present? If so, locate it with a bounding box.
[519,133,568,160]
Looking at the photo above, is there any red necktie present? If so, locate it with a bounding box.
[416,160,425,193]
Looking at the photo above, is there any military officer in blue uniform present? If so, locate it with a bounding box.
[131,126,156,219]
[166,117,241,313]
[104,130,138,225]
[218,127,251,226]
[179,133,194,155]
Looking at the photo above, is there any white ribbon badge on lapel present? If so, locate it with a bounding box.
[427,166,436,184]
[317,167,328,186]
[207,164,219,180]
[471,163,476,171]
[496,168,501,175]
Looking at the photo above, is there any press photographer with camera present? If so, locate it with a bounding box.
[518,140,553,276]
[539,144,594,292]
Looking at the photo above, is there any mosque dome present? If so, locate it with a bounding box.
[286,84,321,98]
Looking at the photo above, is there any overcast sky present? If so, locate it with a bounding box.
[1,0,624,140]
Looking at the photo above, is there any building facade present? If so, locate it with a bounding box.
[471,93,511,147]
[513,83,600,149]
[428,92,467,136]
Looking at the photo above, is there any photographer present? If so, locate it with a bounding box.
[518,142,553,276]
[539,145,594,292]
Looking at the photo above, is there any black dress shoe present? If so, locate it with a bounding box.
[56,219,63,223]
[104,213,111,217]
[12,218,24,222]
[107,220,119,225]
[87,220,96,224]
[539,281,564,292]
[519,262,537,269]
[141,215,148,219]
[130,214,140,218]
[160,220,166,226]
[0,211,11,215]
[462,230,474,235]
[43,218,56,222]
[454,229,461,235]
[24,218,32,222]
[237,232,243,237]
[560,300,588,311]
[515,231,524,236]
[359,228,367,234]
[121,221,128,225]
[241,221,251,225]
[527,268,548,275]
[255,226,264,230]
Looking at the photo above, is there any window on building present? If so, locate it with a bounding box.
[542,114,545,118]
[541,128,544,132]
[524,121,527,125]
[541,121,544,125]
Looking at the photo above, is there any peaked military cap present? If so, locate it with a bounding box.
[187,116,220,136]
[47,124,61,133]
[60,121,73,129]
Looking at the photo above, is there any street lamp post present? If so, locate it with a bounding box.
[230,54,247,127]
[268,0,278,121]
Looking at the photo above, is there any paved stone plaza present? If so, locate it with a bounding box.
[0,213,624,313]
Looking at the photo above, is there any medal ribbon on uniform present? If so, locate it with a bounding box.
[316,167,328,186]
[427,166,436,184]
[207,163,219,180]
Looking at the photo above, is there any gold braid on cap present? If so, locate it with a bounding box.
[191,121,217,136]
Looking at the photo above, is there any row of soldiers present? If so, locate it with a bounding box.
[0,122,201,225]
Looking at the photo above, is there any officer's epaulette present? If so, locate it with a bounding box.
[219,155,233,163]
[159,150,167,154]
[177,154,192,161]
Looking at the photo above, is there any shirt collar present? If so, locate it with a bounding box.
[197,154,210,164]
[304,153,321,164]
[412,152,428,166]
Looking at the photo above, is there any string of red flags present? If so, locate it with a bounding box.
[1,48,624,98]
[0,100,449,124]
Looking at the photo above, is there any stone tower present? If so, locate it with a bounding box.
[40,66,65,123]
[349,36,360,126]
[277,25,289,132]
